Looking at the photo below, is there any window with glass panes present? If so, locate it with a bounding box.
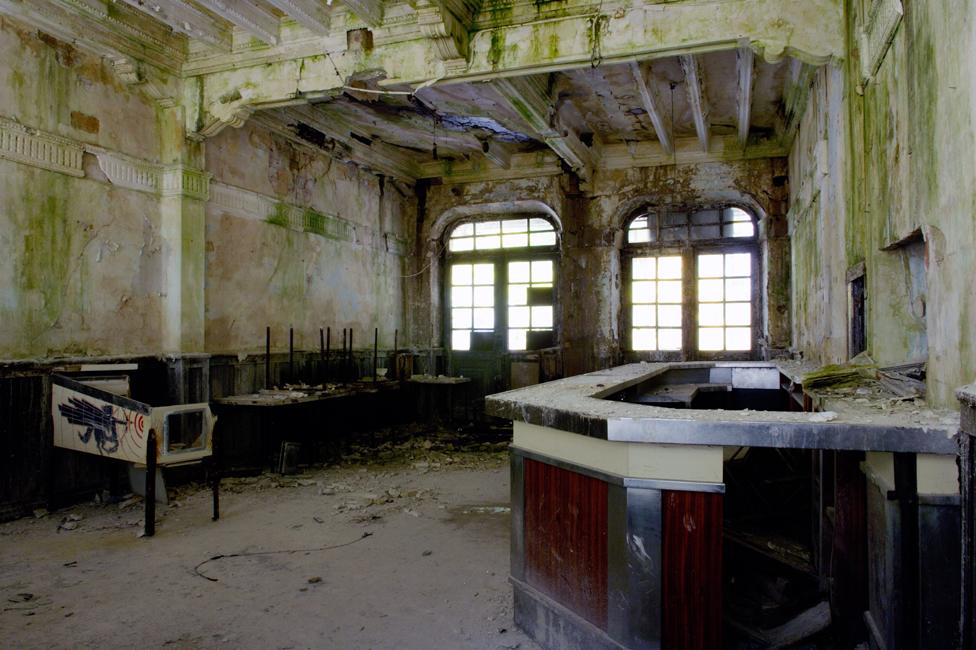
[446,218,558,352]
[449,262,494,351]
[625,207,758,357]
[631,255,683,351]
[697,252,753,351]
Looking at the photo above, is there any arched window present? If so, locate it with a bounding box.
[624,206,759,359]
[445,217,558,353]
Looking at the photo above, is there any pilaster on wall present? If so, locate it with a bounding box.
[159,106,209,354]
[760,164,791,355]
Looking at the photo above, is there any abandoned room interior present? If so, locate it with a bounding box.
[0,0,974,648]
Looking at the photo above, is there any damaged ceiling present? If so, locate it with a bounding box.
[1,0,825,183]
[252,49,794,182]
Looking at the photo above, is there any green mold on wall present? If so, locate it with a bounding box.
[16,174,77,339]
[267,202,291,227]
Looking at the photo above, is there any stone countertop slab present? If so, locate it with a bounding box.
[486,362,961,455]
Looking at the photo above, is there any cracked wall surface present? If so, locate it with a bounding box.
[790,1,976,407]
[0,19,165,358]
[204,122,413,354]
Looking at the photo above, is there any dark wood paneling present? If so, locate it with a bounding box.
[523,458,608,629]
[831,451,868,645]
[662,490,723,650]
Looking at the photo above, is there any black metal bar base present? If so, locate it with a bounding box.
[511,578,627,650]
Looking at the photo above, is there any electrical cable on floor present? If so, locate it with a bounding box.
[192,531,374,582]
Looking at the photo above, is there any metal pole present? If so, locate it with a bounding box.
[319,328,325,383]
[265,326,271,388]
[325,327,331,382]
[373,327,378,383]
[348,329,354,380]
[211,428,220,521]
[393,329,398,380]
[144,429,157,538]
[342,329,347,381]
[289,326,294,385]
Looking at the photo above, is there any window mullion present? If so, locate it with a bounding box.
[497,259,508,350]
[682,247,695,359]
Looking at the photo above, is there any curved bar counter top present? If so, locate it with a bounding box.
[485,362,961,650]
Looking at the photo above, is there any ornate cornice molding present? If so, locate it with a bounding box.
[0,116,85,177]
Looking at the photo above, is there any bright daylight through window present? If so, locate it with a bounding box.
[448,218,557,352]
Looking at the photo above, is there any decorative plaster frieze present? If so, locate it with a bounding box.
[0,117,85,177]
[860,0,903,82]
[88,147,211,199]
[90,147,160,192]
[385,233,408,257]
[161,166,212,201]
[209,180,404,255]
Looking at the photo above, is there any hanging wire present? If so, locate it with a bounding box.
[399,238,447,279]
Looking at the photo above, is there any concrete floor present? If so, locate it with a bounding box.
[0,445,539,650]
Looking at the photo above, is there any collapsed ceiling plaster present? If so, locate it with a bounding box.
[250,50,792,179]
[0,0,830,183]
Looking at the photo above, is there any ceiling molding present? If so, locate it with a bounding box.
[193,0,281,46]
[492,75,593,181]
[596,134,788,172]
[114,0,231,51]
[736,46,755,147]
[0,0,186,75]
[341,0,385,27]
[419,150,562,182]
[264,0,332,35]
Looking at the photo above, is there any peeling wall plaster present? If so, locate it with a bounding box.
[0,22,164,358]
[790,2,976,407]
[204,123,414,354]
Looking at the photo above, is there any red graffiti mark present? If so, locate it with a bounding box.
[135,414,145,435]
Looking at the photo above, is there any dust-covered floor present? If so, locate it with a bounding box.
[0,429,540,650]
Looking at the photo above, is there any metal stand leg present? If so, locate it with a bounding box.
[144,429,157,538]
[211,427,220,521]
[211,468,220,521]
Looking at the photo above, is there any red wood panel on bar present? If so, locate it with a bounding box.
[523,458,608,629]
[662,490,723,650]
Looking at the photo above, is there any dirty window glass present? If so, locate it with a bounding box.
[628,207,754,244]
[449,218,556,252]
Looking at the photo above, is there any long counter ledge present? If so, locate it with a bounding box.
[485,362,960,455]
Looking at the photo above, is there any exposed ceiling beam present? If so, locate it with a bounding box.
[679,54,710,152]
[263,0,332,35]
[115,0,231,50]
[192,0,280,45]
[492,75,593,181]
[628,61,672,155]
[781,59,817,146]
[736,46,755,147]
[341,0,384,27]
[286,103,420,181]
